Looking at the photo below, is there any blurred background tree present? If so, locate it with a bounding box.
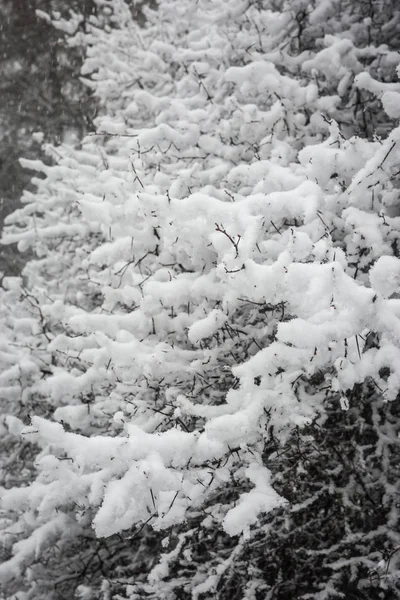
[0,0,96,274]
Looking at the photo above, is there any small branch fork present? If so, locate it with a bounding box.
[215,223,241,258]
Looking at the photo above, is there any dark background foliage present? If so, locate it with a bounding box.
[0,0,95,274]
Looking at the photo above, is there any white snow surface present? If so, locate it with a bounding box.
[1,0,400,590]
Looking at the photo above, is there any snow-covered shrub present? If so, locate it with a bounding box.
[1,0,400,598]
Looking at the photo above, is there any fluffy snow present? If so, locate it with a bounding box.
[2,0,400,596]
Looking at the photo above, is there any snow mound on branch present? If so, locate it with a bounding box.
[370,255,400,298]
